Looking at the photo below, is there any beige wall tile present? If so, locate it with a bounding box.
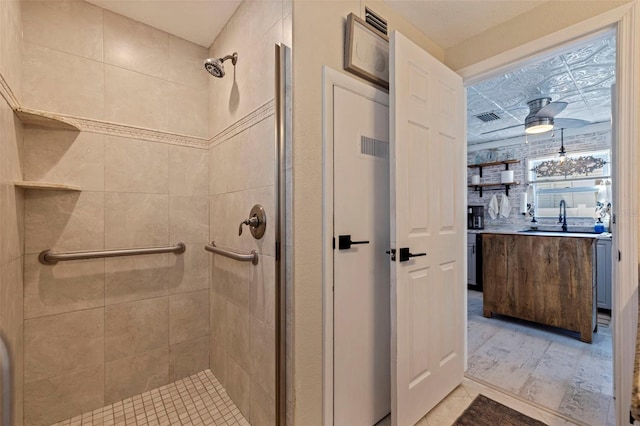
[167,81,209,137]
[212,253,250,309]
[22,0,104,61]
[169,335,209,382]
[169,243,209,294]
[210,291,227,345]
[24,255,105,319]
[250,254,275,327]
[247,0,283,43]
[105,347,169,404]
[251,317,275,396]
[105,297,169,362]
[24,365,104,426]
[0,258,24,426]
[22,42,104,119]
[103,10,168,79]
[0,103,24,184]
[250,380,276,426]
[169,145,208,196]
[24,308,104,384]
[24,191,105,255]
[104,136,168,193]
[209,337,227,388]
[104,65,168,131]
[226,300,251,372]
[247,118,276,189]
[250,22,281,109]
[104,192,168,249]
[105,254,170,305]
[283,12,292,47]
[221,133,249,194]
[169,289,209,344]
[167,35,209,89]
[226,355,251,421]
[0,0,23,104]
[169,196,209,243]
[24,129,105,191]
[0,183,23,264]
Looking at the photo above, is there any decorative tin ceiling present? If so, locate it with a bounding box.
[467,32,616,145]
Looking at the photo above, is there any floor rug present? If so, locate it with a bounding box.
[453,394,547,425]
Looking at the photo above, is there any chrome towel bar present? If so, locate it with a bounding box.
[204,241,258,265]
[38,243,186,265]
[0,333,11,426]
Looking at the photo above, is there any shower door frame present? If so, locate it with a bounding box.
[275,42,291,426]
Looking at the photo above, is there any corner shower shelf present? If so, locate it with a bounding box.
[468,181,520,197]
[14,181,81,191]
[15,108,80,131]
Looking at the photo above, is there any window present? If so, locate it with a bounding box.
[528,149,611,218]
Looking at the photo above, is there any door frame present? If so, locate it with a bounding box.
[457,3,638,423]
[322,66,390,425]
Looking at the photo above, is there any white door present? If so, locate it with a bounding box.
[334,85,391,425]
[389,31,466,426]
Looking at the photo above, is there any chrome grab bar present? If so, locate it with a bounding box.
[0,333,11,426]
[38,243,186,265]
[204,241,259,265]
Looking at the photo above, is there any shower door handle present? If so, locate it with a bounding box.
[338,235,370,250]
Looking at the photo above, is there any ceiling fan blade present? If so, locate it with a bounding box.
[480,123,523,135]
[554,118,591,129]
[536,101,568,118]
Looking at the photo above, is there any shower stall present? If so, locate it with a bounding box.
[0,0,291,425]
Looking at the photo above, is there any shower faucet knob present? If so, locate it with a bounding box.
[238,205,267,239]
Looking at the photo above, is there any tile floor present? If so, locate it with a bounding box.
[376,377,579,425]
[50,370,249,426]
[467,290,614,426]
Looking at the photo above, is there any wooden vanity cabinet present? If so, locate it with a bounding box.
[482,233,596,343]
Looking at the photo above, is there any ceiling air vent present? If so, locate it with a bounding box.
[476,112,501,122]
[365,7,387,35]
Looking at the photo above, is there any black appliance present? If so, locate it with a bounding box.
[468,205,484,230]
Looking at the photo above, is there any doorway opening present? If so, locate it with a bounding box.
[464,29,616,425]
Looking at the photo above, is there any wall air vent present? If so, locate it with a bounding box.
[365,7,387,35]
[476,112,501,122]
[361,136,389,159]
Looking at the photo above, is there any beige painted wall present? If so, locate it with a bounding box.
[445,0,633,71]
[291,0,636,423]
[290,1,443,423]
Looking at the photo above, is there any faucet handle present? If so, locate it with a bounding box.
[238,205,267,239]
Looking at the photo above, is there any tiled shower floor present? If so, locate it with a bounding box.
[50,370,249,426]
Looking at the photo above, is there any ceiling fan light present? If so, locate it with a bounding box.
[525,116,554,134]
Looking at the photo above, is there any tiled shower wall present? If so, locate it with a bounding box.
[207,0,291,424]
[18,3,212,425]
[467,126,611,229]
[0,0,24,424]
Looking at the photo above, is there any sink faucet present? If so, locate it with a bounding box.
[558,199,568,232]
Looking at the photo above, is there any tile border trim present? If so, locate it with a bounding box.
[1,70,274,149]
[0,71,20,110]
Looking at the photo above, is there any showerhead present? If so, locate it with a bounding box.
[204,52,238,78]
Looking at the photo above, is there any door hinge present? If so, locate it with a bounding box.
[618,250,622,262]
[332,237,335,250]
[612,213,616,224]
[386,249,396,261]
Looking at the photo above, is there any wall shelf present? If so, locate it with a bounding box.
[15,108,80,131]
[467,159,520,177]
[14,181,81,191]
[468,182,520,197]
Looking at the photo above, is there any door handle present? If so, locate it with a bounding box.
[338,235,370,250]
[399,247,426,262]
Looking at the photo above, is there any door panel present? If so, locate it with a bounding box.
[333,85,390,426]
[390,31,465,426]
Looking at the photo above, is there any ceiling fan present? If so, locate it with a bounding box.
[481,97,591,135]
